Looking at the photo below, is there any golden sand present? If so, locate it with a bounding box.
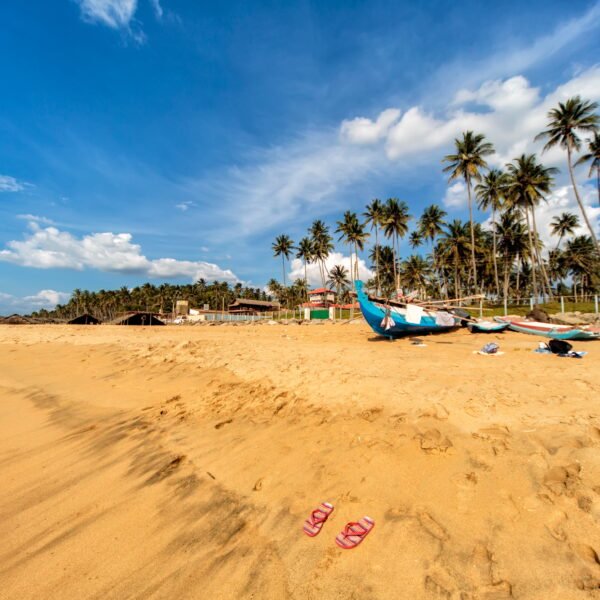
[1,322,599,599]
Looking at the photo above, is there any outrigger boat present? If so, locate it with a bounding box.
[355,281,460,338]
[467,320,510,334]
[494,316,600,340]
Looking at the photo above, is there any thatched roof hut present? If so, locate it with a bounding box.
[68,313,102,325]
[0,314,32,324]
[110,312,165,326]
[228,299,280,315]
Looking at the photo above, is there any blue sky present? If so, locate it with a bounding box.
[1,0,600,313]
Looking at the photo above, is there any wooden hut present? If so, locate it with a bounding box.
[68,313,102,325]
[111,312,165,326]
[228,299,280,315]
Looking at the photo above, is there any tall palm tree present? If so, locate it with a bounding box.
[442,131,494,291]
[309,220,334,288]
[327,264,351,300]
[575,132,600,207]
[335,211,369,285]
[363,199,386,294]
[296,237,314,299]
[563,235,598,300]
[437,220,472,298]
[536,96,599,249]
[550,212,579,250]
[369,245,396,297]
[505,154,557,302]
[495,210,529,302]
[272,234,294,287]
[418,204,447,298]
[383,198,411,292]
[475,168,508,297]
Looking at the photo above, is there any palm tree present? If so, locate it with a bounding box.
[383,198,411,292]
[327,264,351,300]
[335,211,369,286]
[536,96,599,249]
[475,169,508,297]
[442,131,494,291]
[505,154,557,302]
[369,245,396,297]
[550,212,579,250]
[575,132,600,207]
[409,230,422,249]
[272,234,294,287]
[437,220,472,298]
[418,204,447,298]
[400,255,431,297]
[364,199,386,294]
[495,210,529,302]
[296,237,314,299]
[563,235,598,300]
[310,220,334,288]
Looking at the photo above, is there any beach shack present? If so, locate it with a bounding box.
[68,313,102,325]
[110,312,165,326]
[0,314,32,324]
[306,288,337,307]
[228,299,280,316]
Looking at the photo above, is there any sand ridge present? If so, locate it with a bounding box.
[0,323,599,599]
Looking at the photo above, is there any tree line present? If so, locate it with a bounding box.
[272,96,600,306]
[29,280,267,320]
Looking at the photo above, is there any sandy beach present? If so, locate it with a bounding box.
[1,322,599,599]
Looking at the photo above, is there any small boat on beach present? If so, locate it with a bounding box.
[467,320,510,334]
[494,316,600,340]
[355,281,459,338]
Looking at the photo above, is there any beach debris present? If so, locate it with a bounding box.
[302,502,334,537]
[253,478,263,491]
[335,516,375,549]
[534,342,552,354]
[475,342,503,355]
[410,337,427,347]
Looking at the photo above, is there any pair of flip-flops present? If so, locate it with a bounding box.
[303,502,375,549]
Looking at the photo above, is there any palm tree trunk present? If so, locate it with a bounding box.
[492,208,500,298]
[304,260,308,301]
[524,209,539,304]
[530,207,553,300]
[597,165,600,208]
[567,145,599,250]
[375,226,380,295]
[282,255,286,287]
[466,175,478,291]
[516,252,521,302]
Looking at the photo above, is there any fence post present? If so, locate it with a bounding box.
[503,296,507,316]
[595,295,599,315]
[529,297,534,310]
[560,296,564,313]
[479,298,483,319]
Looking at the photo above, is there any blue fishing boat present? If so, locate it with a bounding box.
[494,317,600,340]
[355,281,459,338]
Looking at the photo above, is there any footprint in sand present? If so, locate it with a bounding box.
[417,510,449,541]
[543,463,581,496]
[545,509,568,542]
[418,429,453,454]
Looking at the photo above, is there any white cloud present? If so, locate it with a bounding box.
[16,214,55,225]
[0,289,70,315]
[175,201,194,211]
[0,175,25,192]
[76,0,137,29]
[340,108,401,144]
[288,251,373,287]
[443,181,468,209]
[149,0,163,19]
[0,221,238,283]
[344,65,600,172]
[532,183,600,249]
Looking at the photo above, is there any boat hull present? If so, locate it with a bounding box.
[468,321,510,334]
[494,317,599,340]
[355,281,458,338]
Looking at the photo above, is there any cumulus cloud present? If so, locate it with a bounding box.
[340,108,401,144]
[0,175,25,192]
[0,221,238,283]
[343,66,600,170]
[443,181,468,209]
[0,289,70,315]
[175,201,194,211]
[288,251,373,287]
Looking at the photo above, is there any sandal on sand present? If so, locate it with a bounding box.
[303,502,334,537]
[335,516,375,549]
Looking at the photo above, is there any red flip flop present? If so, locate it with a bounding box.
[335,516,375,549]
[303,502,334,537]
